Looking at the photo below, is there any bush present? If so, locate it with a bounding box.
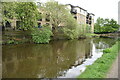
[6,40,22,44]
[103,48,111,53]
[31,27,52,44]
[62,24,92,39]
[7,40,15,44]
[62,28,79,39]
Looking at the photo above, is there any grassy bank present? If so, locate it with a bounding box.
[78,41,120,78]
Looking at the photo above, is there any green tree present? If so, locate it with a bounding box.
[2,2,39,30]
[2,2,17,23]
[94,17,120,33]
[42,1,66,30]
[42,0,80,39]
[16,2,38,30]
[62,14,80,39]
[94,17,104,33]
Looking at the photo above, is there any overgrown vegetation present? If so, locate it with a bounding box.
[2,2,17,23]
[42,0,70,32]
[78,41,120,78]
[62,28,79,39]
[42,0,92,39]
[16,2,38,30]
[4,39,26,45]
[62,14,80,39]
[2,2,39,30]
[31,26,52,44]
[94,17,120,33]
[103,48,111,53]
[2,0,93,42]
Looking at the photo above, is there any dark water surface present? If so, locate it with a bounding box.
[2,38,116,78]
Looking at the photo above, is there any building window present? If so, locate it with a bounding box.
[38,13,42,21]
[38,23,42,28]
[74,16,77,19]
[71,8,77,14]
[38,19,42,21]
[86,20,89,24]
[89,21,92,25]
[46,23,50,26]
[89,16,92,20]
[5,21,11,28]
[16,21,22,29]
[46,14,50,22]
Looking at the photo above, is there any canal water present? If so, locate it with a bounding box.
[2,38,116,78]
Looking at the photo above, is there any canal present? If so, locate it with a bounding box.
[2,38,116,78]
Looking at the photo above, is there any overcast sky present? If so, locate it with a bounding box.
[38,0,119,22]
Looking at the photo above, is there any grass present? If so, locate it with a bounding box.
[78,41,120,78]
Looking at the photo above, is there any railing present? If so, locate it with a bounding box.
[70,9,77,14]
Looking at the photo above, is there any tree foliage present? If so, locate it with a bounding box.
[62,15,80,39]
[2,2,39,30]
[2,2,17,23]
[94,17,120,33]
[42,1,64,27]
[2,1,92,40]
[31,27,52,44]
[16,2,38,30]
[42,0,82,39]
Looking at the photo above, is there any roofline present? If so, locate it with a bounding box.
[89,13,95,16]
[66,4,94,15]
[66,4,87,12]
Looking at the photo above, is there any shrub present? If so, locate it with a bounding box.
[6,40,21,44]
[7,40,15,44]
[103,48,111,53]
[62,28,79,39]
[62,24,91,39]
[31,27,52,44]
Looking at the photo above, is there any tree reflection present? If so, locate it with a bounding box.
[2,38,114,78]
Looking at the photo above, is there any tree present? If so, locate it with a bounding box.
[94,17,104,33]
[16,2,39,30]
[94,17,120,33]
[42,0,77,31]
[42,1,64,29]
[41,0,81,39]
[2,2,17,24]
[2,2,39,30]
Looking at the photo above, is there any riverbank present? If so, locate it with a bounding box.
[2,30,100,45]
[77,41,120,78]
[3,30,120,45]
[98,32,120,38]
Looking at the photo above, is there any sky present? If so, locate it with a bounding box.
[38,0,120,23]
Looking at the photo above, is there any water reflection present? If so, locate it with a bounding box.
[2,38,116,78]
[93,38,116,49]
